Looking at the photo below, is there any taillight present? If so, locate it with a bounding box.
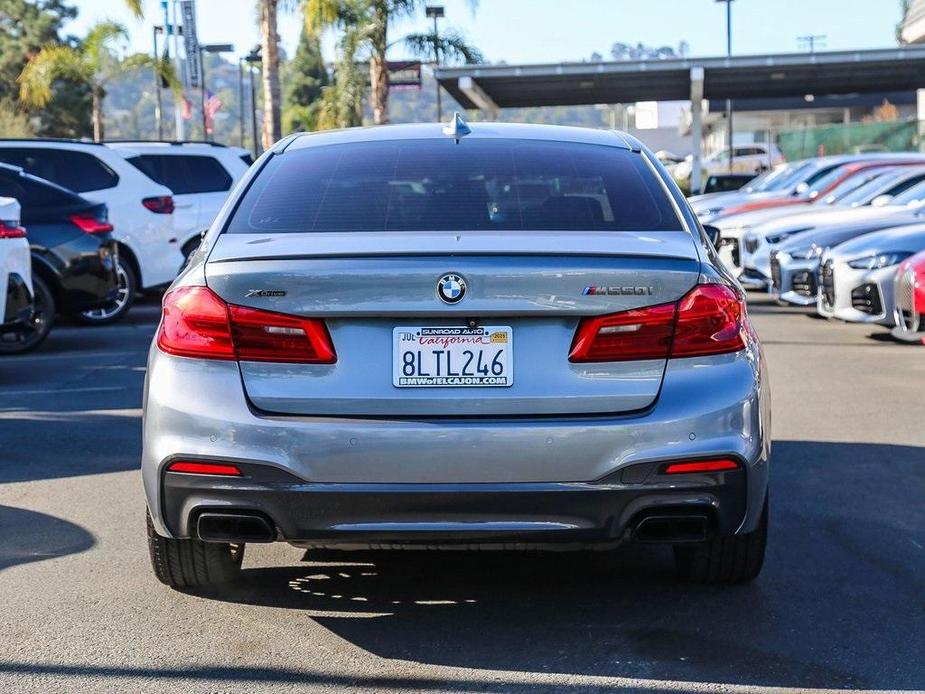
[671,284,746,357]
[662,458,740,474]
[569,283,747,362]
[166,461,242,476]
[569,302,676,362]
[143,195,175,214]
[70,213,113,234]
[0,219,26,238]
[156,286,337,363]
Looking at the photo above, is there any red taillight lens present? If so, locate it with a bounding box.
[569,283,746,363]
[671,284,746,357]
[70,213,113,234]
[0,220,26,238]
[662,459,740,474]
[569,302,676,362]
[156,286,337,364]
[143,195,175,214]
[167,461,242,476]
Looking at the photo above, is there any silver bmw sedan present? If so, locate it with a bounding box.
[142,119,770,589]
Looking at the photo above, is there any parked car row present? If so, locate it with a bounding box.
[0,139,250,353]
[691,152,925,344]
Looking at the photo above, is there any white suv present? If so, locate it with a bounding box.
[0,197,38,352]
[106,142,250,261]
[0,140,183,323]
[675,143,785,183]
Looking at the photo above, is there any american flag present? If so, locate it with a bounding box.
[204,90,223,134]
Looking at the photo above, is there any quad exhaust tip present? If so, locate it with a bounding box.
[197,512,276,543]
[631,513,710,544]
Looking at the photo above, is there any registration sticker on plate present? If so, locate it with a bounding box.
[393,326,513,388]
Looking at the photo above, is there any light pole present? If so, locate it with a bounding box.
[426,6,445,121]
[244,47,262,157]
[198,43,234,141]
[153,25,164,139]
[716,0,734,172]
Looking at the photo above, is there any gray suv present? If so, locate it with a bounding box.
[143,120,770,589]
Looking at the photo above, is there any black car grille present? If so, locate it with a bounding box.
[793,271,817,297]
[770,256,781,291]
[744,237,759,254]
[820,260,835,307]
[729,238,740,267]
[850,283,883,315]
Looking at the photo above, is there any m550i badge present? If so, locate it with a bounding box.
[582,286,654,296]
[245,289,287,298]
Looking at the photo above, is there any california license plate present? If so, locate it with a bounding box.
[393,326,513,387]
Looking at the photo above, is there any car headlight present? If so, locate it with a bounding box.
[765,227,812,245]
[789,245,824,260]
[846,252,914,270]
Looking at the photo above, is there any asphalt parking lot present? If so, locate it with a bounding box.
[0,294,923,694]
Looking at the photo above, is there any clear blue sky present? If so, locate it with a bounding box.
[69,0,903,64]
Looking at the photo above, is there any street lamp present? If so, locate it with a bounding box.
[198,43,234,141]
[425,5,445,121]
[241,46,262,157]
[716,0,733,172]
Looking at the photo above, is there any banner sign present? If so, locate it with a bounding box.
[180,0,200,88]
[388,61,422,91]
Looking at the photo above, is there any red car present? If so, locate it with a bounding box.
[891,249,925,344]
[714,158,925,220]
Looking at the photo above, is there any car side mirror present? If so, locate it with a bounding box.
[703,224,721,249]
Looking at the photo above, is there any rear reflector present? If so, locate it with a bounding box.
[0,220,26,238]
[662,459,740,474]
[70,213,114,234]
[569,283,746,362]
[142,195,175,214]
[166,461,242,476]
[157,285,337,363]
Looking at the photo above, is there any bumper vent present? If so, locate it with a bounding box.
[743,237,759,254]
[770,256,782,291]
[820,260,835,308]
[850,283,883,316]
[793,270,817,297]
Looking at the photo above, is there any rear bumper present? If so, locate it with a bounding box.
[161,462,749,546]
[143,337,771,543]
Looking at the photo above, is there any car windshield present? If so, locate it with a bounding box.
[890,179,925,206]
[226,139,683,234]
[748,162,808,193]
[823,170,894,205]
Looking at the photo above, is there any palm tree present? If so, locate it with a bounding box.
[18,21,178,142]
[258,0,284,149]
[305,0,480,126]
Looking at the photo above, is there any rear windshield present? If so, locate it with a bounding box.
[225,139,682,233]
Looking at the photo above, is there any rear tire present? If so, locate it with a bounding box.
[0,275,55,355]
[674,494,767,584]
[146,511,244,590]
[76,258,135,325]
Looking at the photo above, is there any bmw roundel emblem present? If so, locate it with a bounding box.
[436,273,467,304]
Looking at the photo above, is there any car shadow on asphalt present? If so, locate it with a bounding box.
[0,505,95,572]
[200,440,925,691]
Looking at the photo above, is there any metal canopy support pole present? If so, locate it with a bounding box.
[690,66,705,196]
[458,76,500,120]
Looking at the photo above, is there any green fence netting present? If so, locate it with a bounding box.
[778,120,925,160]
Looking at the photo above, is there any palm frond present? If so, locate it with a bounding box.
[84,21,128,69]
[123,0,144,18]
[404,30,483,65]
[18,45,90,107]
[122,53,183,96]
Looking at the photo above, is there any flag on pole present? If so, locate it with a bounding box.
[181,95,193,120]
[204,90,223,135]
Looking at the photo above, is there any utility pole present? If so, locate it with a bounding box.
[153,26,164,139]
[798,35,827,53]
[426,6,445,121]
[716,0,734,173]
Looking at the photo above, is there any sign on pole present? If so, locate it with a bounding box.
[180,0,200,88]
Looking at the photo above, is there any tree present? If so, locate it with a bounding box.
[306,0,480,126]
[283,26,330,132]
[18,21,178,142]
[0,0,90,137]
[258,0,283,149]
